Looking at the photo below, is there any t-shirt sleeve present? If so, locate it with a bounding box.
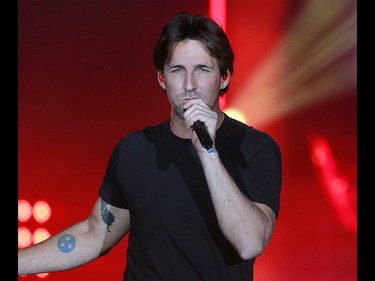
[98,138,129,209]
[240,132,282,218]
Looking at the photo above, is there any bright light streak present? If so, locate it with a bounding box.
[228,1,356,128]
[209,0,228,110]
[310,136,356,233]
[209,0,226,30]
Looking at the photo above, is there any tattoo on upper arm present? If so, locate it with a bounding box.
[57,234,76,253]
[101,200,115,233]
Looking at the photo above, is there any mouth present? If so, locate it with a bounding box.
[181,98,192,106]
[181,98,195,114]
[181,97,198,105]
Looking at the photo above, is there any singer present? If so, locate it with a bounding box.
[19,12,282,280]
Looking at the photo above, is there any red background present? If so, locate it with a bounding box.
[18,0,357,280]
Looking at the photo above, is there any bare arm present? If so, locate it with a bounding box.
[183,99,277,260]
[18,197,130,275]
[198,151,276,260]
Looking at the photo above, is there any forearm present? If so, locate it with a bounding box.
[199,150,275,260]
[18,219,103,275]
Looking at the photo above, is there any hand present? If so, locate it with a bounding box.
[182,99,218,152]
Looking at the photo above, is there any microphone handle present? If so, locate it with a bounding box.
[193,121,214,152]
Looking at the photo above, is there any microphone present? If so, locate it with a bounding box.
[193,121,214,152]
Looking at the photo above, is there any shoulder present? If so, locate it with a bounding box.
[223,115,278,146]
[113,120,170,151]
[220,115,281,161]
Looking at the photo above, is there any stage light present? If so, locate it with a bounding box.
[18,200,32,222]
[18,227,32,249]
[33,201,52,223]
[36,273,49,279]
[33,228,51,244]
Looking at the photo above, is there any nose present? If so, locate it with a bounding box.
[184,71,197,92]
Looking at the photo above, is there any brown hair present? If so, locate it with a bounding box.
[152,12,234,95]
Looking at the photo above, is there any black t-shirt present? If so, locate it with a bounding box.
[99,115,282,281]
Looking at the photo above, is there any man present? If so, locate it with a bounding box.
[18,11,282,280]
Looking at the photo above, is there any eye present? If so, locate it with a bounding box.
[197,67,210,73]
[170,66,184,73]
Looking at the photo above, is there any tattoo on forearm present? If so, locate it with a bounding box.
[101,200,115,232]
[57,234,76,253]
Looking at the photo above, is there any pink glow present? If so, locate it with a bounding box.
[310,136,357,233]
[209,0,226,30]
[209,0,227,109]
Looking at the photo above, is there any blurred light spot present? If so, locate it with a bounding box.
[36,273,50,278]
[33,201,51,223]
[33,228,51,244]
[18,200,32,222]
[18,227,32,249]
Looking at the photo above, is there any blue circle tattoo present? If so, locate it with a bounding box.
[57,234,76,253]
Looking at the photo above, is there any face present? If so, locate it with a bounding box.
[157,39,228,119]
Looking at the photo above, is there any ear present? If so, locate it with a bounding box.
[157,71,166,89]
[220,71,231,90]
